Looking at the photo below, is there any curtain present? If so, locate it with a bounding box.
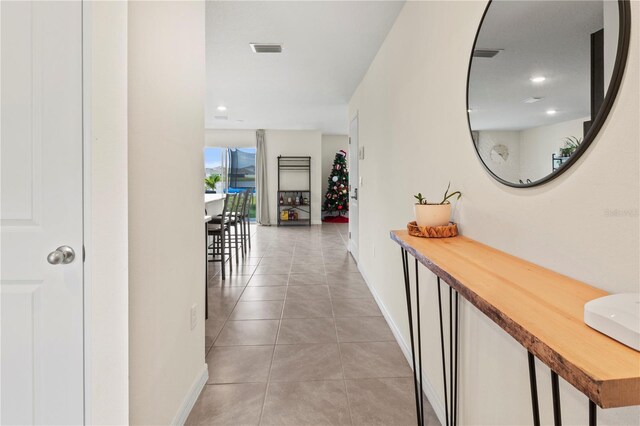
[256,129,270,225]
[228,148,256,189]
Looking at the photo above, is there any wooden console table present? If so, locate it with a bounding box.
[390,230,640,426]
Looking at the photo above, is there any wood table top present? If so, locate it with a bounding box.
[390,230,640,408]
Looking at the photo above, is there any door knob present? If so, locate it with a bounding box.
[47,246,75,265]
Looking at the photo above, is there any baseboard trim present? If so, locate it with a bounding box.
[357,264,447,426]
[172,363,208,426]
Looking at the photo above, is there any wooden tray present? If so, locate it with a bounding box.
[407,221,458,238]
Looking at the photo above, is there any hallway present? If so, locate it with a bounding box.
[187,224,438,425]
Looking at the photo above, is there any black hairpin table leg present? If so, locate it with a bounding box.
[435,277,460,426]
[415,258,425,425]
[527,352,540,426]
[589,400,597,426]
[437,278,450,426]
[551,371,562,426]
[401,249,423,425]
[529,352,598,426]
[453,289,459,426]
[401,252,461,426]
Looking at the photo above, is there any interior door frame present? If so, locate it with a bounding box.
[81,1,92,421]
[348,112,359,262]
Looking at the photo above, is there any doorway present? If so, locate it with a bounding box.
[348,114,359,262]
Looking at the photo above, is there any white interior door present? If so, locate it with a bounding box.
[348,115,359,261]
[1,2,85,424]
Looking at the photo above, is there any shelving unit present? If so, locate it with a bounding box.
[552,153,570,172]
[277,156,311,226]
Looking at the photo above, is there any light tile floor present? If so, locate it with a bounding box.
[187,223,439,426]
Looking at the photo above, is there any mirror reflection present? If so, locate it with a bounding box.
[468,0,621,185]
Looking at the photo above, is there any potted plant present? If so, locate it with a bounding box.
[204,174,221,193]
[559,136,582,157]
[413,183,462,227]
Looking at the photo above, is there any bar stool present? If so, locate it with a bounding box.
[234,189,251,257]
[207,194,232,279]
[212,192,245,263]
[228,191,248,261]
[238,188,253,253]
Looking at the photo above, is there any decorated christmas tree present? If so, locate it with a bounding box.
[323,150,349,215]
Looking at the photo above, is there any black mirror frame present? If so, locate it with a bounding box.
[466,0,632,188]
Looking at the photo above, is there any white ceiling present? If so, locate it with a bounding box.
[205,1,405,135]
[468,0,609,131]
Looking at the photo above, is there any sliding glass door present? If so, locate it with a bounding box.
[204,146,256,220]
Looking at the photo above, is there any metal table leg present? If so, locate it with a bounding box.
[436,277,460,426]
[401,249,423,425]
[437,278,450,426]
[589,400,597,426]
[551,371,562,426]
[528,352,540,426]
[415,258,425,425]
[453,290,459,426]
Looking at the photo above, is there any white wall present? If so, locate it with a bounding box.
[478,117,588,184]
[321,135,349,212]
[476,131,521,183]
[519,116,587,181]
[205,129,255,148]
[88,2,129,424]
[349,1,639,425]
[128,2,206,424]
[266,130,322,224]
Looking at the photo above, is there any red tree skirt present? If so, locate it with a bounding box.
[322,215,349,223]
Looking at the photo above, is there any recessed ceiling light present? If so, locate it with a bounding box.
[530,76,546,83]
[546,109,557,115]
[217,106,227,111]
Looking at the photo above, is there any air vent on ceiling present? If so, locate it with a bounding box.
[250,43,283,53]
[473,49,502,58]
[214,115,228,120]
[523,97,544,104]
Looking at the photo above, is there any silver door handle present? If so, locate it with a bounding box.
[47,246,75,265]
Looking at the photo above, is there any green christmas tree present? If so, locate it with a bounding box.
[323,150,349,215]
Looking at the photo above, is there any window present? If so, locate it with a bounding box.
[204,146,256,220]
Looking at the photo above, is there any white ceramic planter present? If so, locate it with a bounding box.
[414,203,451,227]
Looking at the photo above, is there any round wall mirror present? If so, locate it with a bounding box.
[467,0,631,187]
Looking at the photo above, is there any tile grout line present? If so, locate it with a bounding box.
[206,228,262,357]
[256,239,295,425]
[324,228,356,426]
[202,225,397,424]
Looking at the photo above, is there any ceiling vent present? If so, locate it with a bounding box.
[250,43,283,53]
[523,97,544,104]
[473,49,502,58]
[214,115,228,120]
